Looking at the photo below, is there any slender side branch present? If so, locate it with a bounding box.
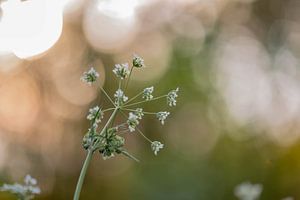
[124,67,134,92]
[123,91,143,105]
[123,95,167,108]
[100,87,116,106]
[136,128,153,143]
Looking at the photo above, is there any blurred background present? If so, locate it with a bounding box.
[0,0,300,199]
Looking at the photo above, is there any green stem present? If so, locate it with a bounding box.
[73,108,119,200]
[73,150,93,200]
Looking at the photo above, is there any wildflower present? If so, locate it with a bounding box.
[127,112,139,132]
[151,141,164,155]
[143,86,154,100]
[80,67,99,85]
[114,89,128,105]
[234,182,263,200]
[0,175,41,200]
[134,108,144,120]
[87,106,104,124]
[167,87,179,106]
[113,63,130,79]
[132,54,145,68]
[156,111,170,125]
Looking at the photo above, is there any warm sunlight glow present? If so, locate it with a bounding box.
[0,0,63,59]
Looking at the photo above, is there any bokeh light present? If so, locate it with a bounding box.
[1,0,300,200]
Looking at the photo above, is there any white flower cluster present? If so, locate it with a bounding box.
[80,67,99,86]
[156,111,170,125]
[114,89,128,105]
[143,86,154,101]
[113,63,130,79]
[127,112,139,132]
[80,54,180,158]
[87,106,104,124]
[234,182,263,200]
[151,141,164,155]
[127,108,144,132]
[167,87,179,106]
[0,175,41,200]
[132,54,145,68]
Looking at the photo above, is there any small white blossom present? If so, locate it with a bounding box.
[80,67,99,85]
[143,86,154,101]
[151,141,164,155]
[156,111,170,125]
[87,106,104,124]
[134,108,144,120]
[113,63,130,79]
[234,182,263,200]
[127,112,139,132]
[0,175,41,200]
[114,89,128,105]
[132,54,145,68]
[167,87,179,106]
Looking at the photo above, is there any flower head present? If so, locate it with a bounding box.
[127,112,139,132]
[113,63,130,79]
[156,111,170,125]
[87,106,104,124]
[167,87,179,106]
[151,141,164,155]
[234,182,263,200]
[80,67,99,85]
[114,89,128,106]
[132,54,145,68]
[0,175,41,200]
[143,86,154,101]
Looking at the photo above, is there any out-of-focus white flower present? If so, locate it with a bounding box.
[156,111,170,125]
[0,174,40,200]
[127,112,139,132]
[167,87,179,106]
[132,54,145,68]
[234,182,263,200]
[24,175,37,186]
[80,67,99,85]
[87,106,104,124]
[282,197,294,200]
[114,89,128,105]
[143,86,154,101]
[151,141,164,155]
[113,63,130,79]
